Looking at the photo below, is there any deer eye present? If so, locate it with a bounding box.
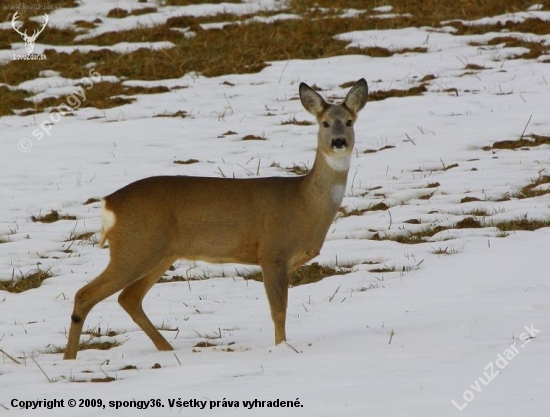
[346,120,353,127]
[322,121,330,128]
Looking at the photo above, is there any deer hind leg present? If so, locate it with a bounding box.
[64,258,162,360]
[261,261,290,345]
[117,257,178,352]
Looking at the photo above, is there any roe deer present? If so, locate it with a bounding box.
[64,79,368,359]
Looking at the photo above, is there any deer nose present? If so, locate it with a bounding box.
[331,138,347,149]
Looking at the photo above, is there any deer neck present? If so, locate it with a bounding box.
[303,150,351,211]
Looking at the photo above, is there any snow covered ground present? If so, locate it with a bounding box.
[1,1,549,415]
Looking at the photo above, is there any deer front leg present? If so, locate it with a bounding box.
[260,261,290,344]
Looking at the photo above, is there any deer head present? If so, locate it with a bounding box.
[12,11,49,54]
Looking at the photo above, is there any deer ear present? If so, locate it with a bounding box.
[299,83,328,117]
[344,78,368,114]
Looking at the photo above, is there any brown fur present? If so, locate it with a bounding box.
[63,79,368,359]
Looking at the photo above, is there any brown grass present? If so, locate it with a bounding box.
[281,117,314,126]
[443,163,459,171]
[0,86,33,117]
[372,217,484,244]
[341,202,390,217]
[49,339,121,356]
[364,145,396,154]
[464,63,486,70]
[91,376,116,383]
[483,134,550,151]
[292,0,544,18]
[460,196,482,203]
[431,245,462,255]
[455,217,483,229]
[369,266,396,273]
[494,215,550,231]
[31,210,76,223]
[454,17,550,36]
[65,232,95,242]
[2,82,173,117]
[243,262,347,286]
[40,83,169,111]
[154,110,188,118]
[488,37,549,60]
[74,20,101,29]
[284,163,310,175]
[0,267,54,293]
[194,341,218,348]
[464,207,493,217]
[174,158,199,164]
[373,213,550,245]
[106,7,157,18]
[242,134,265,141]
[1,0,548,115]
[84,198,101,205]
[369,85,428,102]
[165,0,242,4]
[517,175,550,198]
[48,326,123,357]
[371,227,438,244]
[0,13,438,88]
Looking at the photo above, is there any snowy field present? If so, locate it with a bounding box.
[1,1,549,415]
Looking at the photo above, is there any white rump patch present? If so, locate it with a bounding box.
[99,199,116,247]
[331,184,346,205]
[324,153,351,172]
[101,200,116,232]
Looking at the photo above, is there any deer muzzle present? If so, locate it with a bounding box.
[331,138,347,149]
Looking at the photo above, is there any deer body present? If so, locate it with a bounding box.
[64,79,368,360]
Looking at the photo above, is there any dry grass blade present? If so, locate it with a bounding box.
[0,349,22,365]
[284,342,301,353]
[388,329,395,345]
[31,356,52,383]
[328,284,341,302]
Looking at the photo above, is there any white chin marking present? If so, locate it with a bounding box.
[324,153,351,172]
[331,184,346,204]
[101,199,116,233]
